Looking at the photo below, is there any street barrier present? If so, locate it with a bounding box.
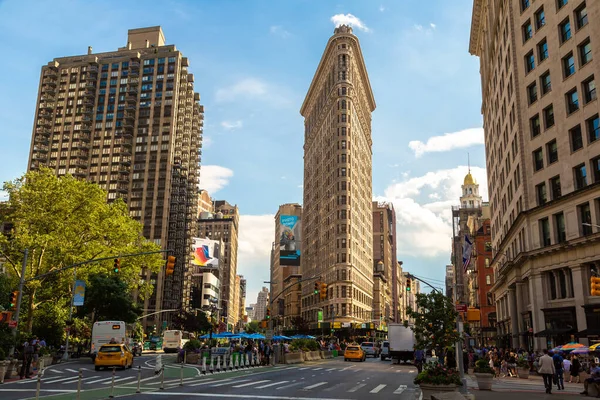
[284,352,304,364]
[76,369,83,400]
[109,367,116,398]
[35,370,42,400]
[136,366,142,393]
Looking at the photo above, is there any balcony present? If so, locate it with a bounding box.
[124,111,135,121]
[34,137,50,146]
[120,146,131,156]
[119,157,131,165]
[83,90,95,98]
[118,167,130,175]
[126,94,137,104]
[81,123,92,133]
[85,81,96,89]
[39,102,55,110]
[70,158,88,168]
[42,78,57,87]
[130,62,140,69]
[44,69,58,79]
[117,183,129,193]
[35,127,51,136]
[72,150,89,159]
[41,94,55,103]
[88,66,98,73]
[72,168,87,177]
[32,152,47,161]
[42,85,56,95]
[33,145,49,153]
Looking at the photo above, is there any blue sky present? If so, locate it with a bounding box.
[0,0,487,305]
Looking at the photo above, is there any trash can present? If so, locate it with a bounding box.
[332,350,338,357]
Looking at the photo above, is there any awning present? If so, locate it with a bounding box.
[534,328,576,337]
[576,329,600,337]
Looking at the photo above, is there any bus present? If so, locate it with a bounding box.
[90,321,130,360]
[162,330,193,353]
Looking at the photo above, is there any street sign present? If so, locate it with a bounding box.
[456,303,468,313]
[8,321,17,328]
[265,330,273,340]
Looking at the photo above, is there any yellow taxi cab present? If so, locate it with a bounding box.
[94,343,134,371]
[344,344,366,362]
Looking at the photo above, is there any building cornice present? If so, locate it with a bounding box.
[469,0,484,56]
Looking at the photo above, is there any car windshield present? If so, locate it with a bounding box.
[99,346,122,353]
[346,346,359,351]
[361,342,373,347]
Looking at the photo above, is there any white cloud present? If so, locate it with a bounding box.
[215,78,268,103]
[408,127,484,158]
[270,25,291,38]
[221,120,243,130]
[377,166,488,258]
[198,165,234,194]
[330,14,370,32]
[430,23,436,29]
[379,5,385,12]
[237,214,275,305]
[414,24,423,31]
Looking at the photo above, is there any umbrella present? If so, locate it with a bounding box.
[561,342,585,351]
[589,343,600,352]
[290,334,316,339]
[273,335,291,341]
[571,347,590,354]
[551,346,563,353]
[251,333,266,339]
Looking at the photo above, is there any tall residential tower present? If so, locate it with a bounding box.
[300,25,376,325]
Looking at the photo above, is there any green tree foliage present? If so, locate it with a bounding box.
[0,168,164,332]
[405,291,461,353]
[171,311,212,334]
[32,303,68,348]
[0,273,17,311]
[76,273,141,323]
[244,320,260,334]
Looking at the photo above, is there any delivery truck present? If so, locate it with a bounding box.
[388,323,415,364]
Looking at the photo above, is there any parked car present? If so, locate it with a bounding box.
[380,341,390,360]
[360,342,380,358]
[94,344,133,371]
[344,345,366,362]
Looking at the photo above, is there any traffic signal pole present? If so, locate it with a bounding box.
[9,248,28,358]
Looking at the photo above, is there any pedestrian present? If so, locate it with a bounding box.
[20,339,34,379]
[581,362,600,396]
[552,351,565,390]
[414,348,424,373]
[538,349,555,394]
[264,343,272,365]
[569,354,581,384]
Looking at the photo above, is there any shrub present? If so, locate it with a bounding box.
[183,339,201,352]
[516,356,529,368]
[414,361,462,386]
[0,347,5,361]
[474,359,494,375]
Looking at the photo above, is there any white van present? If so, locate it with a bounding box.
[91,321,127,360]
[380,341,391,360]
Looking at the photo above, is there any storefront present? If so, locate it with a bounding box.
[534,307,577,348]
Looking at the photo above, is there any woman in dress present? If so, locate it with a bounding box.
[569,354,581,384]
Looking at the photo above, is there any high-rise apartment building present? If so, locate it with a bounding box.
[197,189,213,217]
[372,201,397,328]
[255,287,269,322]
[300,25,376,325]
[27,26,203,328]
[197,200,239,329]
[470,0,600,349]
[271,203,302,319]
[238,275,246,327]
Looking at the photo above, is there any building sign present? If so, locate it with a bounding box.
[192,238,220,267]
[279,215,301,266]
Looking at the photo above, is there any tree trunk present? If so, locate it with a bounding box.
[26,287,36,333]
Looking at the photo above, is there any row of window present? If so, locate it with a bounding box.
[539,199,594,250]
[521,0,570,13]
[525,35,591,77]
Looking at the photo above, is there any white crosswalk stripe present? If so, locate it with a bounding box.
[348,383,366,392]
[303,382,328,390]
[276,382,302,390]
[85,377,115,384]
[61,376,100,385]
[312,368,323,371]
[186,378,220,387]
[394,384,408,394]
[326,368,336,371]
[254,380,289,389]
[102,376,135,384]
[33,376,79,384]
[211,379,250,387]
[370,384,387,393]
[65,368,78,373]
[232,380,270,388]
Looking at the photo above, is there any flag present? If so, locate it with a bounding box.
[462,235,473,272]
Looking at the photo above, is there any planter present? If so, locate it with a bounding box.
[418,383,459,400]
[0,361,9,384]
[5,360,18,379]
[186,353,199,364]
[474,373,494,390]
[517,367,529,379]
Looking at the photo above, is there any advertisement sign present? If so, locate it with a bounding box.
[192,238,220,267]
[279,215,301,266]
[73,280,86,306]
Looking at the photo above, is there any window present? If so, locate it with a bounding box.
[574,163,588,189]
[523,20,533,42]
[550,175,562,199]
[566,89,579,114]
[536,182,548,205]
[531,114,541,137]
[588,115,600,142]
[525,52,535,74]
[580,40,593,65]
[553,213,566,243]
[541,71,551,94]
[591,156,600,183]
[557,0,568,9]
[563,53,576,77]
[560,19,572,43]
[535,7,546,29]
[583,77,597,104]
[540,218,551,247]
[528,82,538,104]
[544,105,555,128]
[521,0,530,11]
[547,140,558,164]
[571,125,584,151]
[580,202,592,235]
[576,3,588,29]
[534,148,544,171]
[538,39,549,61]
[486,275,491,285]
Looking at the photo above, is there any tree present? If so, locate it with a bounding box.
[0,168,164,332]
[171,311,211,334]
[76,273,141,323]
[244,321,260,334]
[405,291,461,354]
[291,316,309,333]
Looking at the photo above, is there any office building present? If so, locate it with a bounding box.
[470,0,600,349]
[255,287,269,322]
[27,26,204,329]
[372,201,397,328]
[238,275,247,326]
[197,200,239,330]
[300,25,376,325]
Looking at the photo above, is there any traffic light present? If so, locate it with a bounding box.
[320,283,328,300]
[166,255,176,276]
[314,281,320,294]
[591,277,600,296]
[406,278,411,291]
[9,291,18,310]
[266,308,271,319]
[113,258,121,273]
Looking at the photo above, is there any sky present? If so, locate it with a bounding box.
[0,0,486,306]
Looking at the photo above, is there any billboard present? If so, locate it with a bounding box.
[192,237,220,267]
[279,215,301,266]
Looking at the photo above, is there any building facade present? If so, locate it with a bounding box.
[470,0,600,349]
[27,26,204,329]
[372,201,397,328]
[255,287,269,322]
[238,275,246,328]
[300,25,376,326]
[283,273,302,330]
[197,200,239,329]
[197,189,213,217]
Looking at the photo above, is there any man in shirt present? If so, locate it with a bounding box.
[537,349,555,394]
[581,362,600,397]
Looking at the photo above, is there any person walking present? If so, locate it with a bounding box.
[552,351,565,390]
[538,349,555,394]
[569,354,581,384]
[19,339,34,379]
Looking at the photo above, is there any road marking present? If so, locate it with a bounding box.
[347,383,366,392]
[303,382,327,390]
[103,376,135,384]
[370,384,386,393]
[188,378,222,387]
[323,382,345,392]
[35,376,82,384]
[85,377,115,384]
[276,382,302,390]
[61,376,101,384]
[142,392,356,400]
[312,368,323,371]
[211,379,250,387]
[393,384,407,394]
[298,367,310,370]
[232,380,270,388]
[44,369,63,374]
[255,381,289,389]
[0,389,77,393]
[326,368,336,371]
[65,368,79,373]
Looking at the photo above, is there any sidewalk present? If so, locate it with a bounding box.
[465,372,584,395]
